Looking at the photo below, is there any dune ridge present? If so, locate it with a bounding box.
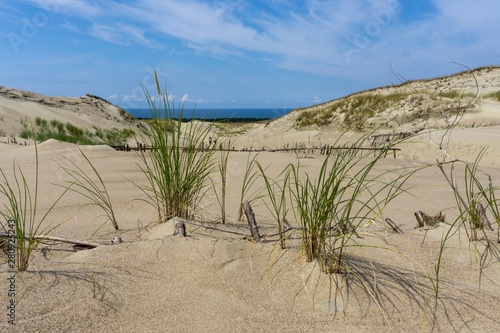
[0,86,145,138]
[264,65,500,132]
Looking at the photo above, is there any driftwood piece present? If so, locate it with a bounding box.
[242,200,261,241]
[475,203,494,231]
[385,218,405,234]
[414,211,425,228]
[0,232,102,248]
[414,211,444,229]
[173,221,187,236]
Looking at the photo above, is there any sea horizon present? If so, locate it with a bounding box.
[124,107,294,120]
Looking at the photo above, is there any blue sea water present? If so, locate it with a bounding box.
[124,108,294,120]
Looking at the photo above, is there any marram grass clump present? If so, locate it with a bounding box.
[259,130,420,274]
[0,123,69,271]
[135,72,217,222]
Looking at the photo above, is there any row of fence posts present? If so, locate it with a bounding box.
[111,139,398,158]
[370,131,415,147]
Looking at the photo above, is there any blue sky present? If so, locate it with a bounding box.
[1,0,499,113]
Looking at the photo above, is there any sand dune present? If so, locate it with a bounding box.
[0,137,499,332]
[263,66,500,133]
[1,69,500,331]
[0,86,145,138]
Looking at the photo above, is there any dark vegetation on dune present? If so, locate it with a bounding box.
[18,116,135,145]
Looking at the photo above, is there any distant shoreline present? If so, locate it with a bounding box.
[125,107,293,120]
[135,116,272,123]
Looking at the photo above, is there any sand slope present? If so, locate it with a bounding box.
[263,66,500,133]
[0,139,499,332]
[0,86,145,137]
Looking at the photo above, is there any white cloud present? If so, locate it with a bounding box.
[122,94,141,102]
[61,18,82,33]
[89,24,130,46]
[139,0,258,47]
[23,0,500,79]
[432,0,499,29]
[89,23,162,48]
[195,98,222,104]
[184,41,244,57]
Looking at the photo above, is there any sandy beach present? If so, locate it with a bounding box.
[3,0,500,329]
[0,125,499,331]
[1,67,500,332]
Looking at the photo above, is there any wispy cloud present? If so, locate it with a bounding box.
[22,0,500,78]
[195,98,222,104]
[313,95,322,104]
[89,23,162,48]
[183,41,244,58]
[61,18,82,33]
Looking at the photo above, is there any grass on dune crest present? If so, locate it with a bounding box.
[19,116,135,145]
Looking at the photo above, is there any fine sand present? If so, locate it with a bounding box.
[0,86,145,138]
[1,72,500,331]
[1,127,499,331]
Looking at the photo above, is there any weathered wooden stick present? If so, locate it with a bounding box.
[414,211,424,228]
[475,203,493,231]
[173,221,187,236]
[385,218,405,234]
[0,232,102,247]
[414,211,444,229]
[242,200,261,241]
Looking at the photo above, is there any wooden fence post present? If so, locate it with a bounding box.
[173,221,187,236]
[242,200,261,241]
